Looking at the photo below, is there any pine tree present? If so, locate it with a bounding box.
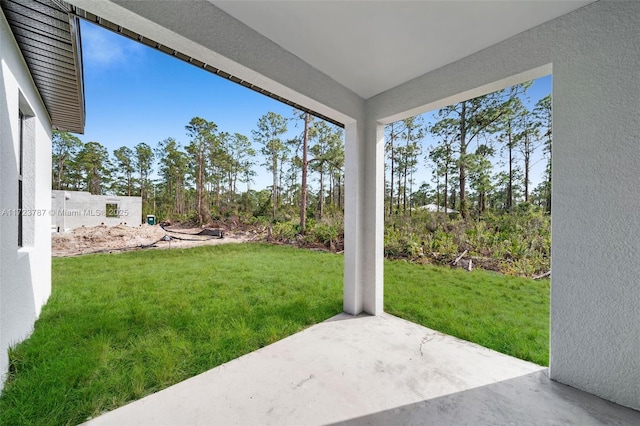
[252,112,288,219]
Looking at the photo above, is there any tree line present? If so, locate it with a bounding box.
[387,82,551,219]
[52,81,551,228]
[52,110,345,229]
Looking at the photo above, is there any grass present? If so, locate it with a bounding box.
[0,243,549,425]
[385,261,550,365]
[0,244,343,426]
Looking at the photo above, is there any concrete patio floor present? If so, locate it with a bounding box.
[84,313,640,425]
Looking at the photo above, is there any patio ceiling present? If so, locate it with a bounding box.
[1,0,85,133]
[213,0,594,99]
[60,0,594,126]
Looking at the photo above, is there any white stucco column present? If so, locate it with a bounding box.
[343,121,361,315]
[344,118,384,315]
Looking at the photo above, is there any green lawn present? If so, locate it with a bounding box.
[0,243,549,425]
[385,261,549,366]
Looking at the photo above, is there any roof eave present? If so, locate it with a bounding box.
[1,0,86,133]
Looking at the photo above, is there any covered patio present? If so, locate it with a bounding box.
[65,0,639,422]
[84,313,640,425]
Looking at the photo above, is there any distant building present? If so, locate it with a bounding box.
[417,204,458,214]
[51,190,142,232]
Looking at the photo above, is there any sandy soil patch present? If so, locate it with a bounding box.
[52,224,258,257]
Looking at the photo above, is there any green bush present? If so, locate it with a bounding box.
[271,222,298,240]
[381,208,550,276]
[312,224,339,246]
[261,206,550,276]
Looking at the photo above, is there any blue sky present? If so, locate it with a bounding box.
[80,20,302,190]
[79,20,550,192]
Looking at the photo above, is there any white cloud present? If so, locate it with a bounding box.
[81,21,145,68]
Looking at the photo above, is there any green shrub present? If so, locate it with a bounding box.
[381,208,550,276]
[312,224,339,246]
[271,222,298,240]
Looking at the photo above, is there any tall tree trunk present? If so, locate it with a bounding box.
[215,180,220,209]
[409,168,414,216]
[175,181,178,216]
[435,174,440,212]
[278,158,285,207]
[389,140,395,216]
[451,187,457,211]
[459,101,468,218]
[508,130,513,212]
[444,170,449,213]
[329,171,334,209]
[140,166,145,204]
[338,175,342,210]
[396,165,401,213]
[272,155,278,219]
[300,113,309,234]
[403,163,408,214]
[57,160,63,190]
[196,154,203,224]
[233,172,237,195]
[319,169,324,219]
[546,163,552,213]
[524,149,530,202]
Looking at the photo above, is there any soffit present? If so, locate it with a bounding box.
[1,0,85,133]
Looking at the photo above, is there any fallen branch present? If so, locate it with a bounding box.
[533,271,551,280]
[453,250,468,265]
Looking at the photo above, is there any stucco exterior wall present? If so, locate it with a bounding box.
[51,190,142,231]
[369,1,640,410]
[0,12,52,389]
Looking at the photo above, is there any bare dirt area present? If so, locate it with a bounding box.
[51,224,258,257]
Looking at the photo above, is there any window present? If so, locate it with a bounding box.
[18,110,24,247]
[17,94,35,248]
[106,203,119,218]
